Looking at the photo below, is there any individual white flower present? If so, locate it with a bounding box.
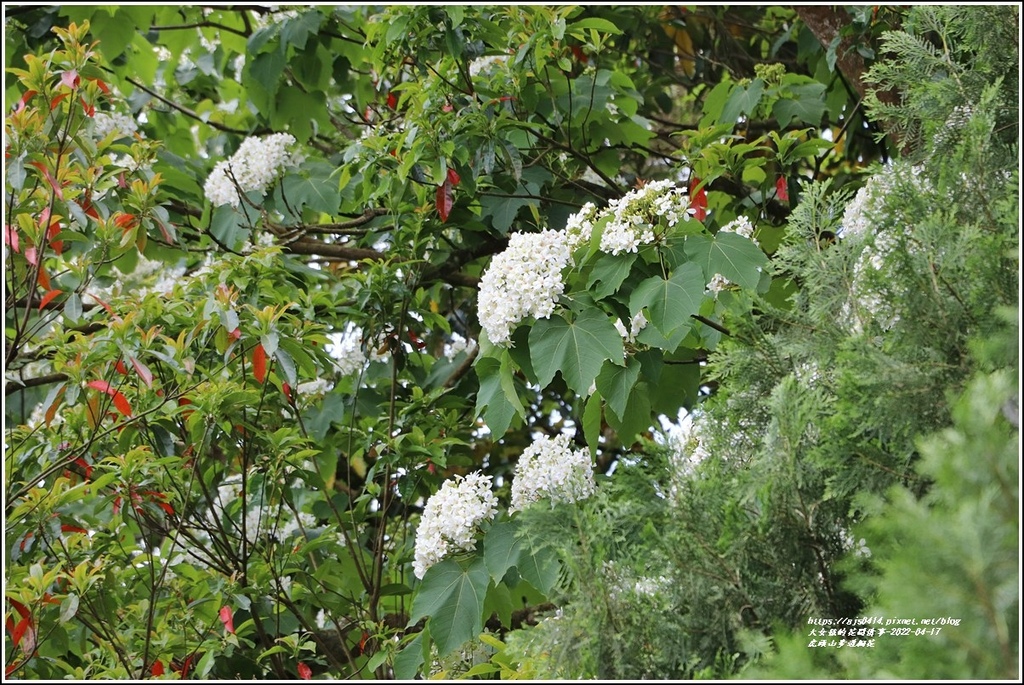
[510,433,596,512]
[413,472,498,578]
[706,272,731,295]
[478,229,571,346]
[204,132,298,208]
[93,111,138,140]
[614,311,648,343]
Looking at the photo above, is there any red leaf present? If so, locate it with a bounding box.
[689,177,707,221]
[5,661,20,677]
[28,161,64,200]
[9,599,30,622]
[3,224,19,253]
[49,92,70,111]
[25,247,38,266]
[386,91,397,109]
[15,89,37,114]
[229,328,242,341]
[86,76,110,94]
[156,501,175,516]
[436,179,453,223]
[297,662,312,680]
[178,653,196,678]
[80,97,94,118]
[87,380,132,417]
[73,457,92,480]
[88,293,114,315]
[37,266,51,291]
[113,213,138,231]
[60,69,80,90]
[570,44,589,64]
[38,289,62,311]
[114,360,128,375]
[446,167,461,186]
[151,660,165,677]
[252,343,267,384]
[61,524,88,535]
[219,605,235,634]
[775,175,789,203]
[129,356,154,388]
[282,382,292,402]
[113,496,122,516]
[10,616,31,648]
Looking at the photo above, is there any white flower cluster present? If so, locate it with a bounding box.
[443,332,476,360]
[86,254,186,302]
[413,472,498,578]
[601,179,689,255]
[662,409,710,479]
[204,133,298,208]
[468,55,506,78]
[510,433,596,512]
[478,229,571,346]
[327,325,370,377]
[613,311,648,343]
[705,272,731,295]
[93,111,138,140]
[720,215,758,246]
[479,180,693,346]
[840,164,930,333]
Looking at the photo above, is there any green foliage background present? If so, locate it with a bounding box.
[3,4,1018,680]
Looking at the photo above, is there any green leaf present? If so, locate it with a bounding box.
[771,84,828,126]
[629,262,704,337]
[480,191,533,234]
[483,582,514,630]
[514,528,560,595]
[720,79,765,125]
[483,520,523,583]
[586,252,637,300]
[595,357,642,419]
[582,390,603,459]
[567,17,623,35]
[393,631,427,680]
[684,232,768,291]
[279,10,323,50]
[279,165,342,216]
[529,309,625,396]
[409,558,490,656]
[475,351,525,438]
[606,380,653,448]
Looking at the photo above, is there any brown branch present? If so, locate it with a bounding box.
[122,75,261,136]
[794,6,906,153]
[5,372,69,395]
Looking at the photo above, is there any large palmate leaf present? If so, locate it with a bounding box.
[684,231,768,291]
[529,309,624,396]
[629,262,704,337]
[409,557,490,656]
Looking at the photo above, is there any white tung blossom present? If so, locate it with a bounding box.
[413,472,498,578]
[601,179,688,255]
[478,229,571,346]
[614,311,648,344]
[93,111,138,140]
[720,215,758,246]
[510,433,596,512]
[468,54,507,78]
[204,132,298,208]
